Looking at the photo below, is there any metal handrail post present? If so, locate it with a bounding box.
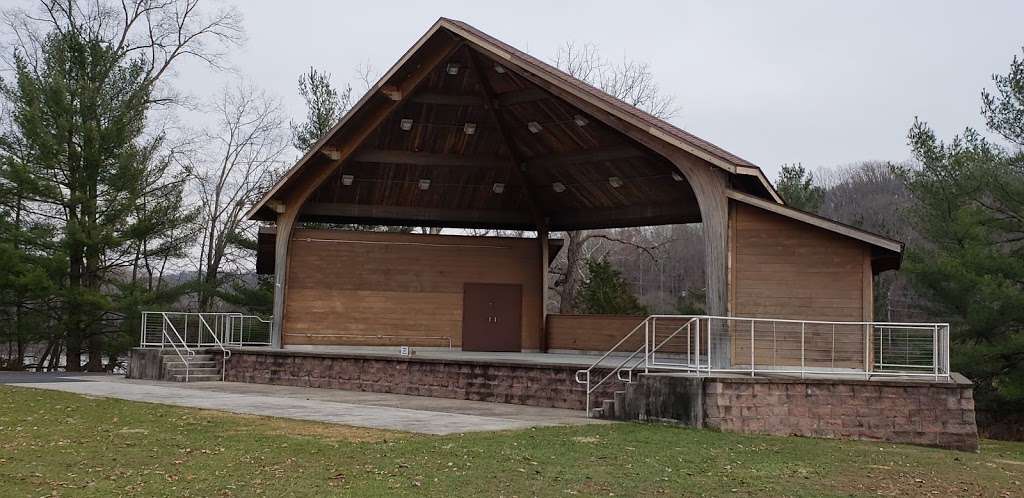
[800,322,805,379]
[864,324,870,380]
[750,320,755,377]
[644,318,650,374]
[706,317,711,375]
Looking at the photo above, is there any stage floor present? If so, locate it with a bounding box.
[277,345,622,369]
[257,345,949,383]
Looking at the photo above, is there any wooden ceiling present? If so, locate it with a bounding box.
[298,44,702,231]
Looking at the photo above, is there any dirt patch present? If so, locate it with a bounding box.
[833,460,1024,497]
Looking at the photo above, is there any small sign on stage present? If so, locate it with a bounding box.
[399,345,410,356]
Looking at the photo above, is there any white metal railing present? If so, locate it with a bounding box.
[197,314,231,381]
[155,312,196,382]
[572,317,698,417]
[140,312,273,349]
[574,315,951,416]
[225,314,273,347]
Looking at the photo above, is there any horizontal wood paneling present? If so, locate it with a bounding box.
[546,314,697,353]
[730,203,872,368]
[283,230,542,349]
[546,315,646,351]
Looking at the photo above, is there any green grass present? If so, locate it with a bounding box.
[1,385,1022,497]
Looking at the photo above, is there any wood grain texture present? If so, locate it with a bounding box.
[282,230,543,350]
[546,314,697,353]
[729,202,873,368]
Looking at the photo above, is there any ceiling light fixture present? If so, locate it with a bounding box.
[341,174,354,186]
[552,182,566,193]
[527,121,543,134]
[494,64,506,74]
[418,179,431,191]
[609,176,623,188]
[492,182,505,194]
[446,62,460,75]
[400,118,413,131]
[671,171,684,182]
[463,122,477,135]
[573,114,589,127]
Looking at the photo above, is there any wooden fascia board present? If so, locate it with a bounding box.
[726,189,904,253]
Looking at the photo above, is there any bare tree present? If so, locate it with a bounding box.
[180,82,288,311]
[550,42,682,312]
[1,0,244,103]
[552,42,679,120]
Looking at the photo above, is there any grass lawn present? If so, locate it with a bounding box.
[1,385,1022,497]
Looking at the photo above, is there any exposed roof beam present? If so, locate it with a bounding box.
[549,203,701,231]
[495,87,549,106]
[408,87,549,107]
[527,146,649,169]
[467,48,548,229]
[246,34,464,220]
[410,92,482,106]
[300,202,533,228]
[350,146,648,170]
[352,149,509,168]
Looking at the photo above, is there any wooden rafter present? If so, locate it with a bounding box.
[466,47,547,229]
[352,149,509,168]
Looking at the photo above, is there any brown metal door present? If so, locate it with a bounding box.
[462,283,522,352]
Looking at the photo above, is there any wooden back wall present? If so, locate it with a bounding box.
[283,229,543,349]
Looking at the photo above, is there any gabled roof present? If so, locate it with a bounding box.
[246,18,782,222]
[726,189,903,272]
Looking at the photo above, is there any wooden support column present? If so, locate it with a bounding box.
[665,151,732,368]
[269,37,462,348]
[538,227,550,351]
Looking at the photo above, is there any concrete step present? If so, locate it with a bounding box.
[601,399,616,419]
[163,360,218,369]
[160,355,216,362]
[165,367,220,376]
[613,391,626,419]
[168,373,221,382]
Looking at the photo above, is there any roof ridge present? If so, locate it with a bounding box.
[440,18,759,169]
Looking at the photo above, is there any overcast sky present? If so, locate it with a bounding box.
[16,0,1024,180]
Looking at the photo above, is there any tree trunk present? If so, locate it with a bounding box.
[65,243,84,372]
[559,230,587,313]
[85,335,104,372]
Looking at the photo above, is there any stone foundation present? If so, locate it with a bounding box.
[617,373,978,452]
[214,348,977,451]
[706,375,978,451]
[222,349,614,410]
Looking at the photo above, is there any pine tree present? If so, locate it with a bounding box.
[776,163,824,212]
[575,258,648,315]
[290,67,351,152]
[0,31,193,370]
[902,48,1024,415]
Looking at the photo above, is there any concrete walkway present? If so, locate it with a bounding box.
[0,372,602,435]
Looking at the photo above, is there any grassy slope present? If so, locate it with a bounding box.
[0,385,1022,497]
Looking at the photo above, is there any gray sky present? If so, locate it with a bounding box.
[32,1,1024,180]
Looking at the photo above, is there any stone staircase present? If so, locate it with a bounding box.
[159,350,222,382]
[589,390,627,420]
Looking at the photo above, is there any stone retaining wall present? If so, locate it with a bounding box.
[222,349,615,410]
[703,375,977,451]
